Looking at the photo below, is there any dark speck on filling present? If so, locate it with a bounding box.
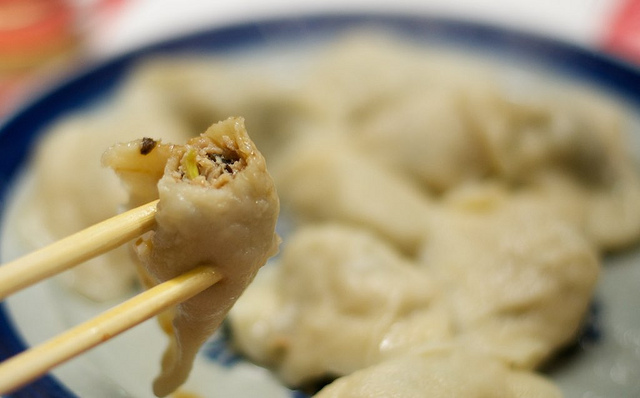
[208,152,238,174]
[207,152,235,164]
[140,137,157,155]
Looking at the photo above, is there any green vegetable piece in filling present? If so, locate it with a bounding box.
[184,149,199,180]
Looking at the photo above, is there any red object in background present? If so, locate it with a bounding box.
[603,0,640,64]
[94,0,127,17]
[0,0,78,71]
[0,0,79,116]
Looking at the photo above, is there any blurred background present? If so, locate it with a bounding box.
[0,0,639,122]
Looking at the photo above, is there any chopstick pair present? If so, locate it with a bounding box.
[0,200,222,395]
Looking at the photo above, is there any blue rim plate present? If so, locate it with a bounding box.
[1,12,640,398]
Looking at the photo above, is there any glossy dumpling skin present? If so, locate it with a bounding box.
[273,135,433,255]
[103,117,280,397]
[315,344,562,398]
[421,184,600,369]
[231,184,599,390]
[230,224,450,386]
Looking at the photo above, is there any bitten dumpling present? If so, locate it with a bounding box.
[103,117,280,397]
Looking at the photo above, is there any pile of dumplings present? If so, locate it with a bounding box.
[24,31,640,397]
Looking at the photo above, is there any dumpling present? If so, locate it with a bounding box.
[103,117,280,396]
[300,31,497,124]
[421,183,600,369]
[352,87,488,193]
[464,91,640,250]
[230,223,450,386]
[273,135,433,255]
[315,344,562,398]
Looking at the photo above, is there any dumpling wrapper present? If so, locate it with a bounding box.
[273,134,433,255]
[102,117,280,397]
[230,223,450,386]
[314,344,562,398]
[422,183,599,369]
[464,91,640,251]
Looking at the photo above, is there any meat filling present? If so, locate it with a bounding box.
[173,136,246,187]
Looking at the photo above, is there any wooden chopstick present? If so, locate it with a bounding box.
[0,199,159,301]
[0,264,221,395]
[0,198,224,394]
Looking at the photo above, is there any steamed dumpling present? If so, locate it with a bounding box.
[315,344,562,398]
[230,224,450,386]
[422,184,599,368]
[103,117,280,396]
